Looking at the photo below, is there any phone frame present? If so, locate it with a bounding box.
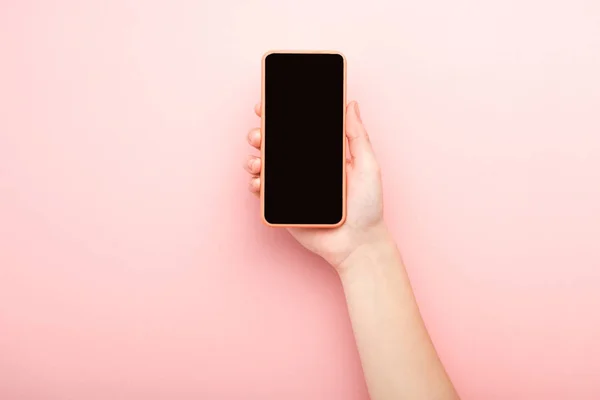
[260,50,347,228]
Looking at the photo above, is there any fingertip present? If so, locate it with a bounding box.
[346,100,356,113]
[243,156,261,174]
[353,101,361,122]
[254,103,262,117]
[249,176,261,193]
[247,128,262,149]
[345,100,375,163]
[250,157,261,174]
[346,101,361,123]
[346,100,356,112]
[345,100,365,139]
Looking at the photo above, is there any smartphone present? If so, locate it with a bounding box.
[261,51,346,228]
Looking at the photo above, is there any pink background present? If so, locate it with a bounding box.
[1,1,600,399]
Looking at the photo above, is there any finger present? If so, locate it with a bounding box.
[247,128,262,149]
[254,102,262,117]
[243,155,262,175]
[346,101,375,165]
[249,176,261,195]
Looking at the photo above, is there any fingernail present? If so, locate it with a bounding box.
[354,102,361,122]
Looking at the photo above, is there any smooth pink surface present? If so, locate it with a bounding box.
[1,1,600,399]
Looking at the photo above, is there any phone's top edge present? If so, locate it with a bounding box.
[262,50,346,62]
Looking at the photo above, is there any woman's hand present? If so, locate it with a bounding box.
[244,101,389,270]
[244,100,459,399]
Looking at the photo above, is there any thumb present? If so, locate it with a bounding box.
[346,101,374,164]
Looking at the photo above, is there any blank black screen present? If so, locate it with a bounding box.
[264,53,344,225]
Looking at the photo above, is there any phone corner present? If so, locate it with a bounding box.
[261,50,277,64]
[330,212,347,228]
[260,212,277,228]
[332,51,347,64]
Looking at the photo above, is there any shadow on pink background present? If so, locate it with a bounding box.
[1,1,599,399]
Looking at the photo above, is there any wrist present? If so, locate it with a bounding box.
[335,223,397,278]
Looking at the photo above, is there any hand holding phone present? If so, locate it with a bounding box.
[244,51,385,267]
[245,56,459,399]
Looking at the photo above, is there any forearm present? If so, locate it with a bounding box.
[338,226,458,400]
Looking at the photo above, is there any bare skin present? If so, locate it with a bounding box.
[244,101,459,400]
